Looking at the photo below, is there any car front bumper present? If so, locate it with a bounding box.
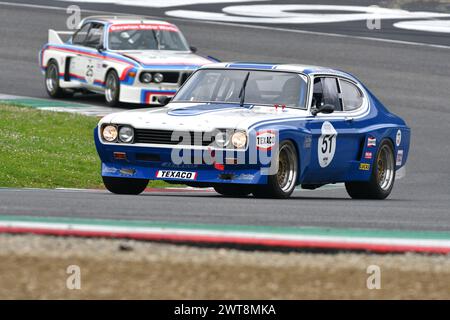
[119,84,178,105]
[95,132,268,185]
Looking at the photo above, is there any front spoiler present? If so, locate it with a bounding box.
[101,162,268,185]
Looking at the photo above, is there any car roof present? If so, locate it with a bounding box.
[81,15,175,27]
[200,62,358,81]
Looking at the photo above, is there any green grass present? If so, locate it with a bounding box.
[0,104,169,189]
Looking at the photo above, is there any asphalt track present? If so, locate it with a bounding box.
[0,1,449,232]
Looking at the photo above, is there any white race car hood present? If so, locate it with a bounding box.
[119,51,212,67]
[102,103,310,132]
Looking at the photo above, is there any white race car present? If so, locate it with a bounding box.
[39,16,215,106]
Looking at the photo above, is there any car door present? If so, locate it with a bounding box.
[304,76,359,183]
[69,23,91,82]
[80,23,105,89]
[70,22,105,89]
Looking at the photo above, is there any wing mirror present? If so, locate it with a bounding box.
[158,96,172,106]
[96,44,105,53]
[312,104,335,116]
[189,46,198,53]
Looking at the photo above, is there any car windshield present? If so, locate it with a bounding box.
[108,24,189,51]
[173,69,308,109]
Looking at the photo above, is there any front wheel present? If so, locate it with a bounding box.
[104,70,121,107]
[214,185,252,197]
[103,176,148,195]
[345,139,396,199]
[252,140,298,199]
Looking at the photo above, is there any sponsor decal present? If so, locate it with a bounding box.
[367,137,376,147]
[156,170,197,180]
[304,135,312,149]
[119,168,136,176]
[396,130,402,146]
[364,151,373,160]
[396,150,404,166]
[359,163,371,171]
[103,165,118,174]
[110,24,178,32]
[256,130,276,150]
[318,121,337,168]
[236,174,255,180]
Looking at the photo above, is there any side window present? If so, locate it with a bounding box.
[312,77,342,111]
[340,80,363,111]
[72,23,91,45]
[85,23,104,48]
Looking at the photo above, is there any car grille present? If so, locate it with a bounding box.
[140,71,193,84]
[134,129,214,146]
[180,72,192,85]
[159,72,179,84]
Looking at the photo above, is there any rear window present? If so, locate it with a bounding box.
[340,80,363,111]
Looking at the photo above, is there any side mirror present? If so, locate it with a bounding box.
[189,46,197,53]
[158,96,172,106]
[311,104,335,116]
[96,44,105,53]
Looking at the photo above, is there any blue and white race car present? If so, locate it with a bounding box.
[94,62,410,199]
[40,16,214,106]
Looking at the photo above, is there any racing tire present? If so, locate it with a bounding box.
[213,184,252,197]
[44,60,73,98]
[104,70,121,108]
[252,140,298,199]
[102,176,149,195]
[345,139,396,199]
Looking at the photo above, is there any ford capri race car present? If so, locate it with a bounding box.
[95,62,410,199]
[40,16,214,107]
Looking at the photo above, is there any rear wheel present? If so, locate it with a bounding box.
[103,176,148,195]
[104,70,121,107]
[345,139,395,199]
[252,140,298,199]
[214,185,252,197]
[45,60,72,98]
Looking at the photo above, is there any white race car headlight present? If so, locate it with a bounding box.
[231,131,247,149]
[153,72,164,83]
[102,125,118,142]
[119,126,134,143]
[140,72,152,83]
[215,131,230,148]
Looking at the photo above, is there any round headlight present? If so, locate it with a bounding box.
[140,72,152,83]
[215,131,229,148]
[119,126,134,143]
[231,131,247,149]
[102,125,118,142]
[153,72,164,83]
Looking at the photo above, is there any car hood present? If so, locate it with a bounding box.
[118,51,212,68]
[101,103,310,132]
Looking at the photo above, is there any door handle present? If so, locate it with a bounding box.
[345,117,354,122]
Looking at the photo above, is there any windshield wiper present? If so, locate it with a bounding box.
[238,72,250,108]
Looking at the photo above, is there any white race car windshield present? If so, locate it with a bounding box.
[108,24,189,51]
[174,69,308,109]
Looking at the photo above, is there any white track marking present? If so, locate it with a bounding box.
[1,1,450,50]
[394,20,450,33]
[55,0,266,8]
[168,5,450,24]
[0,1,104,13]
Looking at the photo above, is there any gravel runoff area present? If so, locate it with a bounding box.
[0,234,449,299]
